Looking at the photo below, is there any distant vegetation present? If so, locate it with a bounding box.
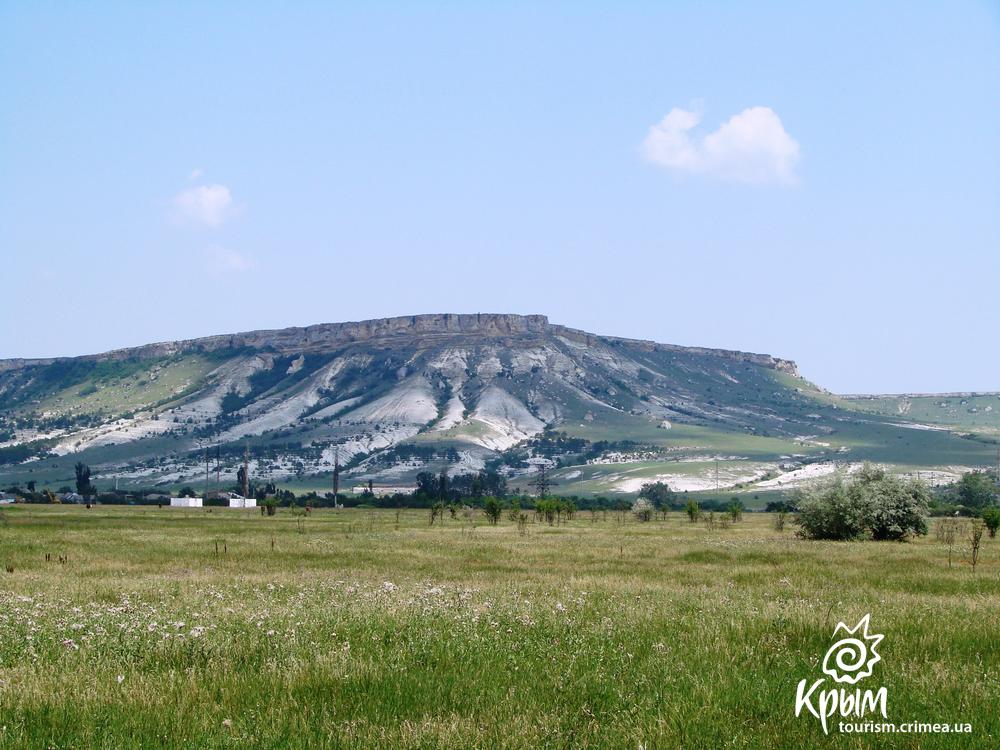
[795,464,930,541]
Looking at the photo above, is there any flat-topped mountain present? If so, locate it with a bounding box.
[0,313,798,374]
[1,314,996,496]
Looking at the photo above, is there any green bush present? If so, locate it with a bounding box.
[795,464,929,541]
[482,497,503,525]
[982,507,1000,538]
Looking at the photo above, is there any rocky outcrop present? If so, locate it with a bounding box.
[0,313,799,376]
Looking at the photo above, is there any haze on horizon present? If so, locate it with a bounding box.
[1,2,997,394]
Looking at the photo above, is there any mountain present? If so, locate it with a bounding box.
[1,314,997,499]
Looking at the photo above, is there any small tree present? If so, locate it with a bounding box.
[507,498,521,523]
[685,499,700,523]
[639,482,676,510]
[483,497,503,525]
[969,519,985,573]
[955,471,997,510]
[632,497,653,522]
[74,462,94,497]
[981,507,1000,539]
[937,517,962,567]
[728,498,744,522]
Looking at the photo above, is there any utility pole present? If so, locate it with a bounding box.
[715,459,720,491]
[204,447,210,500]
[530,464,558,498]
[332,447,340,504]
[242,444,250,499]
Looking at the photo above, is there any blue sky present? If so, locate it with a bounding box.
[1,1,997,393]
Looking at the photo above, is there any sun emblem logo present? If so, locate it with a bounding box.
[821,614,884,685]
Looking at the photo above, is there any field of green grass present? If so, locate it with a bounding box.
[0,506,997,748]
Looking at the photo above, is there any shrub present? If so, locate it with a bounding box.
[685,499,700,523]
[483,497,503,525]
[981,507,1000,539]
[773,511,787,532]
[795,464,929,541]
[728,499,743,522]
[632,498,653,522]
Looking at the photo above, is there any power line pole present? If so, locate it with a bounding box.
[332,448,340,505]
[530,464,558,498]
[242,444,250,499]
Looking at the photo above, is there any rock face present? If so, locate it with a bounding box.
[0,313,799,376]
[0,313,822,490]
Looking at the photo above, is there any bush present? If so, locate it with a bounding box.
[982,507,1000,539]
[632,498,653,522]
[795,464,929,541]
[483,497,503,525]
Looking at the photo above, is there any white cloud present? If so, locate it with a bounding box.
[206,245,255,273]
[642,106,800,186]
[171,184,235,226]
[188,167,204,181]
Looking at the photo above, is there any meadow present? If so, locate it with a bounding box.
[0,505,997,749]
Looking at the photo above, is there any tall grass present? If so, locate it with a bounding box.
[0,506,997,748]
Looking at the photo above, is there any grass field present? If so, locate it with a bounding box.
[0,506,998,748]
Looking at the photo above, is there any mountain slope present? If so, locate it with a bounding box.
[1,314,996,496]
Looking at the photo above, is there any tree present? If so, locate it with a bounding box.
[796,464,929,541]
[632,497,653,522]
[955,471,997,509]
[437,470,449,504]
[685,499,700,522]
[728,498,744,522]
[416,471,437,498]
[483,497,503,525]
[178,486,197,498]
[74,462,93,496]
[639,481,677,509]
[982,507,1000,539]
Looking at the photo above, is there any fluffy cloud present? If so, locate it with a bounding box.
[206,245,255,273]
[642,106,800,186]
[171,184,235,226]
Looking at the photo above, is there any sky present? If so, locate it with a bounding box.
[1,1,998,394]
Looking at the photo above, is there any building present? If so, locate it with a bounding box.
[228,496,256,508]
[350,485,417,497]
[0,492,16,505]
[170,497,203,508]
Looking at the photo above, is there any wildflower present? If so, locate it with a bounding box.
[222,719,233,729]
[382,581,396,592]
[116,675,125,684]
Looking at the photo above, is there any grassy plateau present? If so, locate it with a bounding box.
[0,505,997,749]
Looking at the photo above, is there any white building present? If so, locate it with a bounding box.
[170,497,203,508]
[351,485,417,497]
[228,496,256,508]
